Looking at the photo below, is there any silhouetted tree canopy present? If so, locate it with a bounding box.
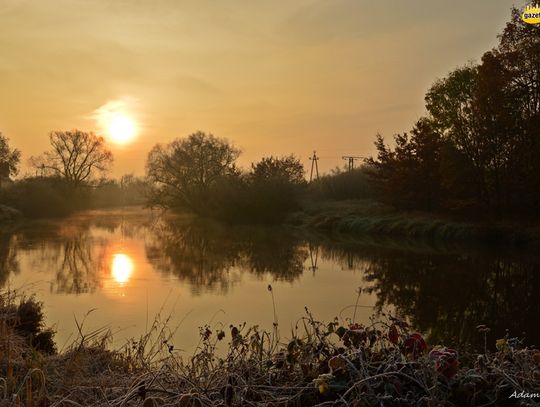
[367,119,444,211]
[146,217,307,294]
[250,155,306,186]
[146,131,240,214]
[31,130,113,187]
[367,8,540,217]
[233,155,307,223]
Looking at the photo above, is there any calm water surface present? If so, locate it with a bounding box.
[2,208,539,352]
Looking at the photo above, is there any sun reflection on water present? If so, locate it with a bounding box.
[111,253,134,285]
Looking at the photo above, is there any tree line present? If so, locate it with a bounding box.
[0,129,307,222]
[366,9,540,218]
[0,130,145,218]
[0,7,538,223]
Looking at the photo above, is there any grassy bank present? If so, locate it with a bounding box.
[4,199,540,248]
[290,200,540,246]
[1,291,539,406]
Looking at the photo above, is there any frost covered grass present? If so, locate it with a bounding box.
[0,289,539,406]
[293,200,540,245]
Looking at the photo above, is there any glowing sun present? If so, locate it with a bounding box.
[93,99,139,145]
[108,114,136,144]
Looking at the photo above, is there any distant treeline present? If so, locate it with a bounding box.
[0,7,538,223]
[0,174,148,219]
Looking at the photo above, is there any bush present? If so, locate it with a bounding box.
[310,166,373,201]
[90,176,148,208]
[210,156,307,224]
[0,293,56,354]
[0,177,88,219]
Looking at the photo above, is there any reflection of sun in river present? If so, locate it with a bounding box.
[111,253,134,285]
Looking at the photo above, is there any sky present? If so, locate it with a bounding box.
[0,0,523,177]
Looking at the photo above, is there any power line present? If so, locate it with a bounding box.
[342,156,365,171]
[308,244,318,275]
[309,151,320,182]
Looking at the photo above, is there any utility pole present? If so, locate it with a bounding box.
[309,151,320,182]
[342,156,364,171]
[308,243,318,275]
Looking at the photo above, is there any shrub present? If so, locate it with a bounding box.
[0,293,56,354]
[1,177,88,219]
[310,166,373,201]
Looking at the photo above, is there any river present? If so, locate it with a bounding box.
[1,208,539,354]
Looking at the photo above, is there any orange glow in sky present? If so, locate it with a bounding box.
[0,1,512,176]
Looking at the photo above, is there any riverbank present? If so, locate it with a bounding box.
[290,200,540,247]
[4,199,540,248]
[2,292,539,406]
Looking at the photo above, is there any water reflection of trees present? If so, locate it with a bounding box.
[238,229,308,280]
[10,212,146,294]
[0,234,19,286]
[50,230,106,294]
[373,254,540,351]
[1,222,116,294]
[12,225,107,295]
[319,240,540,350]
[146,219,241,294]
[145,218,308,294]
[3,212,540,350]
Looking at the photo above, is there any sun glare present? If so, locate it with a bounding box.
[93,99,139,145]
[108,115,136,144]
[111,253,134,285]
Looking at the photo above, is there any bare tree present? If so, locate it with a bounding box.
[32,130,113,186]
